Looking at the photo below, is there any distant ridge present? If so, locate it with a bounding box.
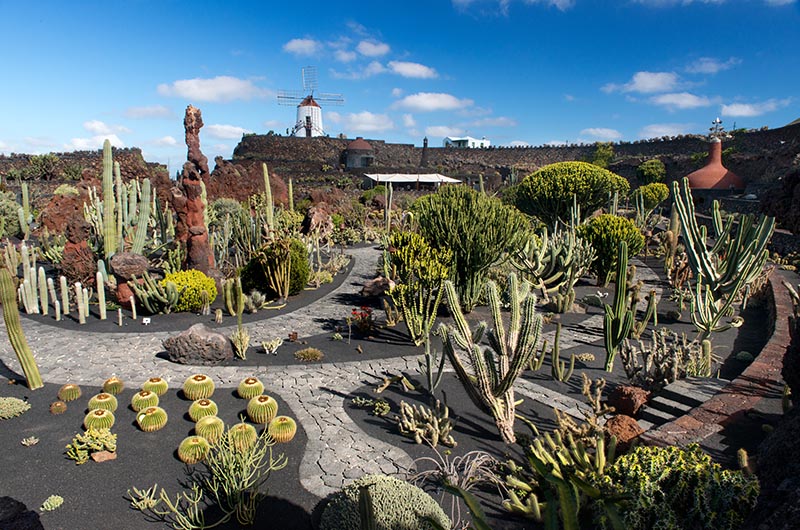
[788,117,800,126]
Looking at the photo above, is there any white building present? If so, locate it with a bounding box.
[293,96,324,137]
[443,136,490,148]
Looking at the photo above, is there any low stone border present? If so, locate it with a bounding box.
[640,270,791,447]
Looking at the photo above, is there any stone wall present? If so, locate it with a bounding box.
[0,147,167,182]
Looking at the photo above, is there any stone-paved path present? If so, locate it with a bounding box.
[0,246,663,498]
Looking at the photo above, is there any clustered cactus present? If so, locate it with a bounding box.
[0,396,32,419]
[65,427,117,465]
[396,399,456,448]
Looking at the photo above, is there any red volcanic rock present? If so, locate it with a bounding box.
[60,217,96,286]
[170,105,215,274]
[206,157,288,205]
[110,252,150,305]
[686,139,745,190]
[607,385,651,416]
[604,414,644,451]
[302,204,334,240]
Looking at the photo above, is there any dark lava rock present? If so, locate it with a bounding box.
[0,496,44,530]
[110,252,149,280]
[162,323,233,365]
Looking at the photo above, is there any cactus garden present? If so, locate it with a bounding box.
[0,114,797,530]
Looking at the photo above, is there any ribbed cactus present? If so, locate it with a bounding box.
[384,182,393,233]
[101,139,117,260]
[288,177,294,212]
[131,179,151,255]
[262,163,274,234]
[128,272,180,314]
[672,177,774,302]
[440,273,542,444]
[223,277,245,317]
[602,242,634,372]
[0,268,43,390]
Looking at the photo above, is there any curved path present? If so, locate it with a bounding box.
[0,246,662,497]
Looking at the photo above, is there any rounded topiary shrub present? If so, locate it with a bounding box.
[209,197,243,229]
[577,214,644,285]
[606,444,759,530]
[288,238,310,296]
[632,182,670,211]
[161,269,218,313]
[320,474,451,530]
[636,158,666,184]
[516,161,630,227]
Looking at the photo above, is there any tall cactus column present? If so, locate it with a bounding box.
[0,268,43,390]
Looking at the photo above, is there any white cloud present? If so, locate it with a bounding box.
[603,71,679,94]
[124,105,173,119]
[454,0,575,12]
[510,140,530,147]
[426,125,466,137]
[685,56,741,74]
[764,0,795,5]
[564,94,575,102]
[632,0,726,6]
[83,120,130,135]
[721,98,791,117]
[472,116,517,127]
[205,124,253,140]
[356,40,390,57]
[24,137,56,149]
[387,61,438,79]
[212,143,230,152]
[153,136,177,146]
[526,0,576,10]
[332,111,395,133]
[393,92,474,112]
[263,119,282,129]
[639,123,692,138]
[391,88,404,97]
[282,38,322,56]
[402,114,416,127]
[157,76,270,102]
[650,92,713,110]
[331,61,386,80]
[334,49,357,62]
[545,140,568,146]
[64,134,124,151]
[580,127,622,140]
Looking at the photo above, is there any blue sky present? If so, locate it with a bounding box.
[0,0,797,174]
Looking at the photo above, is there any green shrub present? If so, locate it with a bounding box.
[241,237,308,298]
[516,161,630,227]
[590,142,615,169]
[577,214,644,285]
[161,269,218,313]
[607,444,759,530]
[413,185,529,312]
[288,238,310,295]
[636,159,666,184]
[320,474,451,530]
[360,185,386,205]
[209,197,242,229]
[632,182,670,210]
[0,194,21,238]
[53,184,79,197]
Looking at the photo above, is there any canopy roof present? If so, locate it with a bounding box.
[364,173,460,184]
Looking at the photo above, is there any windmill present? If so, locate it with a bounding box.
[277,66,344,137]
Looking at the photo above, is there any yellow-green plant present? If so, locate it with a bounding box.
[577,214,645,286]
[161,269,218,313]
[65,427,117,465]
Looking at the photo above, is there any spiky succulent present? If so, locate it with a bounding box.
[88,392,118,412]
[40,495,64,512]
[102,376,125,395]
[237,377,264,400]
[57,383,82,402]
[84,408,115,430]
[188,399,218,422]
[130,390,159,412]
[177,436,211,465]
[0,397,31,420]
[182,374,215,400]
[195,415,225,444]
[136,406,168,432]
[267,416,297,443]
[247,394,278,424]
[49,401,68,415]
[228,422,258,452]
[141,377,169,397]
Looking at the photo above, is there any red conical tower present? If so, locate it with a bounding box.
[686,119,745,190]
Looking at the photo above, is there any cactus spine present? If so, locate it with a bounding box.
[0,268,43,390]
[602,242,634,372]
[439,273,543,444]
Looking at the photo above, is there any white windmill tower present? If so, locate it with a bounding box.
[277,66,344,137]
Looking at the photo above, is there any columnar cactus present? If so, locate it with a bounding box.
[0,268,43,390]
[131,178,151,255]
[262,163,274,234]
[603,242,634,372]
[102,139,118,260]
[439,273,542,444]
